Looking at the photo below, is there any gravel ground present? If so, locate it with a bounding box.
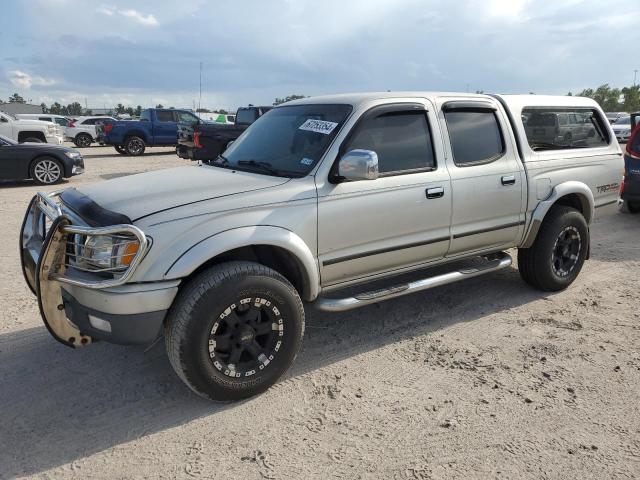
[1,145,639,479]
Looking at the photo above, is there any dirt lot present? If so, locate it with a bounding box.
[1,145,639,479]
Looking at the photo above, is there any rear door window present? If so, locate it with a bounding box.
[156,111,175,122]
[444,109,505,166]
[523,107,609,150]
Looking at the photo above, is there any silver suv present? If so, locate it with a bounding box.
[20,92,622,401]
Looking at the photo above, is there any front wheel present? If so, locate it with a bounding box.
[30,157,63,185]
[124,136,146,156]
[518,206,588,291]
[165,261,305,401]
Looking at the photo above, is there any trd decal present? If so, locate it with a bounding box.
[596,183,620,193]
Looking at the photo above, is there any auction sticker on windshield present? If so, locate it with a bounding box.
[299,119,339,135]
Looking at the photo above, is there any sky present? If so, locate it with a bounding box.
[1,0,639,111]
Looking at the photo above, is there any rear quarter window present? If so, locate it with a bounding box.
[523,107,609,151]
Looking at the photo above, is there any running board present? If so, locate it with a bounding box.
[314,252,512,312]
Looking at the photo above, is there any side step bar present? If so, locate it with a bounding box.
[314,252,512,312]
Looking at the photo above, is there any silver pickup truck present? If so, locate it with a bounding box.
[20,92,622,401]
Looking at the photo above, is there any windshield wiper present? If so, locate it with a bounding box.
[236,160,281,176]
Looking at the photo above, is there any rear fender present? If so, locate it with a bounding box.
[521,181,594,248]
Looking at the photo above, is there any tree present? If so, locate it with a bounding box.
[621,85,640,112]
[218,109,228,114]
[67,102,83,116]
[40,103,49,113]
[155,104,164,109]
[196,107,211,113]
[49,102,63,114]
[8,93,25,103]
[115,103,126,114]
[135,105,142,117]
[273,94,306,106]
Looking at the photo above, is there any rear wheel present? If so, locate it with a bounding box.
[23,137,43,143]
[626,201,640,213]
[74,133,92,148]
[518,206,588,291]
[165,261,305,401]
[124,136,146,156]
[30,157,63,185]
[114,145,127,154]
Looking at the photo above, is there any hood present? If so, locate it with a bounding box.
[76,165,289,221]
[17,119,55,127]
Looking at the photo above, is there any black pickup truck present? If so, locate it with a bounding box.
[177,106,271,161]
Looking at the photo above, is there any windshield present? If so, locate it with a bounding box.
[219,104,352,177]
[615,116,631,125]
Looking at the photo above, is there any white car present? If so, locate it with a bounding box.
[67,116,116,147]
[612,115,632,142]
[0,111,63,144]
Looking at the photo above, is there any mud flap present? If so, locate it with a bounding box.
[35,215,92,348]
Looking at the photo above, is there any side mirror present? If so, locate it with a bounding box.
[338,149,379,181]
[632,113,639,131]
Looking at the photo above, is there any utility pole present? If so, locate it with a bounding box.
[634,69,638,87]
[198,61,203,111]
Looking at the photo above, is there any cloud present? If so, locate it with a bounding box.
[7,70,55,89]
[97,5,158,26]
[119,9,158,26]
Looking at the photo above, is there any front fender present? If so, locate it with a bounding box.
[521,180,594,248]
[164,225,320,301]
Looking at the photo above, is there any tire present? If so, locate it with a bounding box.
[23,137,43,143]
[626,201,640,214]
[114,145,127,154]
[30,157,63,185]
[518,206,588,291]
[124,136,146,156]
[74,133,92,148]
[165,261,305,401]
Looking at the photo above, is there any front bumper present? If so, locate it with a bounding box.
[20,192,174,347]
[46,134,64,145]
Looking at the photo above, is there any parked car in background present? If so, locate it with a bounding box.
[197,112,236,124]
[66,116,117,148]
[611,115,633,142]
[177,106,271,161]
[20,92,621,401]
[16,114,70,139]
[0,111,63,144]
[524,110,597,147]
[0,134,83,184]
[620,124,640,212]
[606,112,628,124]
[96,108,200,155]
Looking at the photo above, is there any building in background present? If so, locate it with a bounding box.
[0,103,43,115]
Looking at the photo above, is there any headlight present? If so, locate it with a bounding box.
[65,151,82,159]
[75,234,140,271]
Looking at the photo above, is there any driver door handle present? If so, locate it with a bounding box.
[426,186,444,199]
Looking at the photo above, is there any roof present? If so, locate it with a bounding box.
[284,91,601,111]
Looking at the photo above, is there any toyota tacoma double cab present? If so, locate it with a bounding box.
[20,92,622,401]
[97,108,201,155]
[177,105,272,161]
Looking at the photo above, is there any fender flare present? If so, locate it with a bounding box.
[164,225,320,301]
[124,130,150,143]
[521,181,594,248]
